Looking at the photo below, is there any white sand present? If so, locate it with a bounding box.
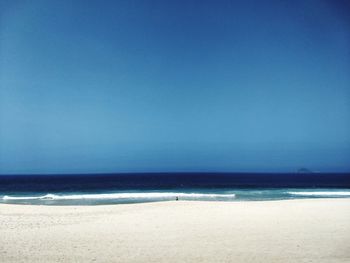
[1,199,350,263]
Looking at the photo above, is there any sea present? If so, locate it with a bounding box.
[0,173,349,205]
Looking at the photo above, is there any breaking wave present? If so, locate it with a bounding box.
[2,192,236,201]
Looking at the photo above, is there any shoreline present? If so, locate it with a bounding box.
[1,196,350,207]
[1,199,350,262]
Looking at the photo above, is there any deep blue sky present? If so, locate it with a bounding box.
[1,0,350,174]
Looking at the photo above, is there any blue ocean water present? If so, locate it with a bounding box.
[0,173,349,205]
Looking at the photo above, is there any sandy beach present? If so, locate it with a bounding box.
[1,199,350,263]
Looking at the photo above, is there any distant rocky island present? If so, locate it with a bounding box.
[297,168,313,174]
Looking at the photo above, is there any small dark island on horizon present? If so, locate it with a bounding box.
[297,168,313,174]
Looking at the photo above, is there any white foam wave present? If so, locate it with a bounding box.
[288,191,350,196]
[2,192,236,201]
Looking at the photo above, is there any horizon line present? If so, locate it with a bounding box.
[1,171,350,176]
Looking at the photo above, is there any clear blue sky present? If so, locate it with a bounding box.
[1,0,349,174]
